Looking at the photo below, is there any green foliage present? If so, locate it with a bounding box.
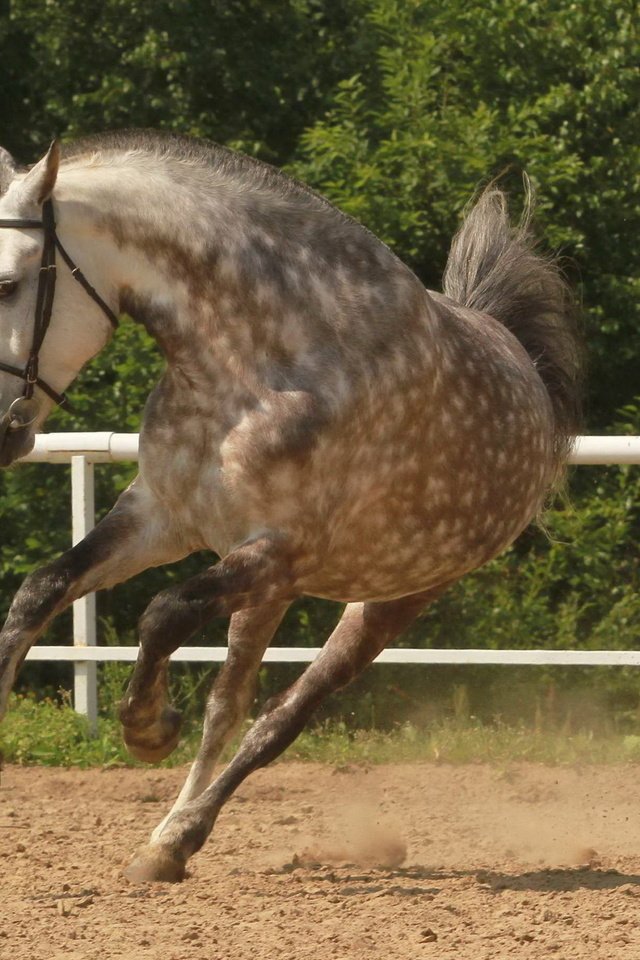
[0,689,205,767]
[5,693,640,767]
[4,0,374,163]
[291,0,639,424]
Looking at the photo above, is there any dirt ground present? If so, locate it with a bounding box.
[1,761,640,959]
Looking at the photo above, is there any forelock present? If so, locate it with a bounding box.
[0,147,17,198]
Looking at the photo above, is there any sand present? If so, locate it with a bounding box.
[1,761,639,958]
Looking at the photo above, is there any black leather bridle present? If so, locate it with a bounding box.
[0,198,118,420]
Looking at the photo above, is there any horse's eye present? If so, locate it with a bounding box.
[0,280,17,299]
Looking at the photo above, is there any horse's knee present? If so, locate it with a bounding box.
[138,586,186,639]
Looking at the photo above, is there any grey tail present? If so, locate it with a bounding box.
[442,179,583,479]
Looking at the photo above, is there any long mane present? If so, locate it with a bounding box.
[59,129,333,212]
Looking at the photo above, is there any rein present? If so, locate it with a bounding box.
[0,198,118,416]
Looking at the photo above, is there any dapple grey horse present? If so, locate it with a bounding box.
[0,132,581,882]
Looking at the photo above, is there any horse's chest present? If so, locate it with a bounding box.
[138,427,234,549]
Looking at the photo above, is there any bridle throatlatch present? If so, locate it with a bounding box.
[0,198,118,427]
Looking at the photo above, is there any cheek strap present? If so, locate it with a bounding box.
[0,198,119,411]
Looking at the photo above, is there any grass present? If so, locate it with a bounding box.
[290,720,640,765]
[0,693,201,769]
[3,692,640,768]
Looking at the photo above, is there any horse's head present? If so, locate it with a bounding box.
[0,143,116,467]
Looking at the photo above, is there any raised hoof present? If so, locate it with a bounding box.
[122,705,182,763]
[123,845,186,884]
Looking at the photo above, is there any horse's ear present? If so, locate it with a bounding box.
[0,147,17,197]
[19,140,60,205]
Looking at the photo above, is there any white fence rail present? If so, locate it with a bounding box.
[14,432,640,728]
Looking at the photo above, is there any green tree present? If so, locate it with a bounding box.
[291,0,639,427]
[4,0,374,162]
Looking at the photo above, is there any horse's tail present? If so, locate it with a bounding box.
[442,180,582,479]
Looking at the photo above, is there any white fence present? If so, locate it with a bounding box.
[14,432,640,728]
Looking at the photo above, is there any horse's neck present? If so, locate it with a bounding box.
[55,170,215,375]
[57,164,296,391]
[56,161,428,410]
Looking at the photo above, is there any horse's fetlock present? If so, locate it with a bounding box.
[121,703,183,763]
[117,697,138,727]
[160,808,215,859]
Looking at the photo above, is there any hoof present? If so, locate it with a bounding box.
[122,705,182,763]
[123,845,186,884]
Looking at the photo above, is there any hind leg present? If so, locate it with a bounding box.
[150,600,290,842]
[125,583,450,882]
[118,536,295,762]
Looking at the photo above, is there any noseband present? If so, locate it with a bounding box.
[0,198,118,417]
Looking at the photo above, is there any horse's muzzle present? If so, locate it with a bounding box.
[0,399,38,466]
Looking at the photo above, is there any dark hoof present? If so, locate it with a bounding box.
[123,844,186,884]
[122,705,182,763]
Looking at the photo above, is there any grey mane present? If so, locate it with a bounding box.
[58,129,401,267]
[0,147,17,197]
[60,130,337,213]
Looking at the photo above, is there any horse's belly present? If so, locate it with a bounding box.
[294,471,542,601]
[289,403,555,601]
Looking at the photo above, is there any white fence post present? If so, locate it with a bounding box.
[71,455,98,731]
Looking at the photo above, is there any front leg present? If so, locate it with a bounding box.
[118,535,296,764]
[0,479,188,720]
